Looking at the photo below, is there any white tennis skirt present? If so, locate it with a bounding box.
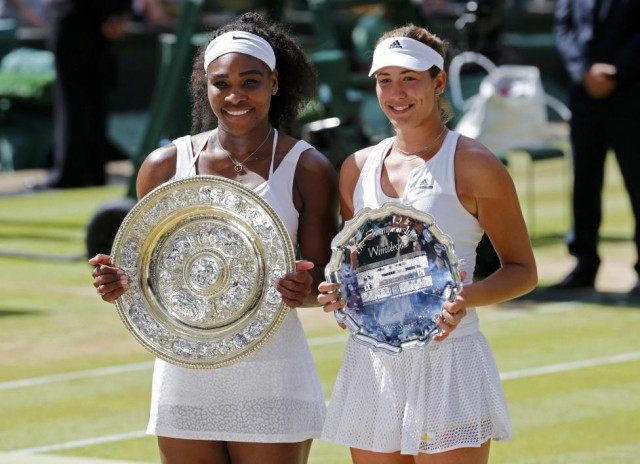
[322,328,512,455]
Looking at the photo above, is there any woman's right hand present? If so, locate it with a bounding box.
[88,254,129,304]
[317,281,347,329]
[317,281,344,312]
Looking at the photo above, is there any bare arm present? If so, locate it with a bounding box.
[276,148,339,307]
[136,144,178,199]
[338,147,372,221]
[452,138,538,310]
[91,144,177,302]
[316,147,370,313]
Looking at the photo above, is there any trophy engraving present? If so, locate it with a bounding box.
[326,203,462,354]
[112,175,295,368]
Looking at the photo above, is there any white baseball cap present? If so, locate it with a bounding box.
[369,36,444,77]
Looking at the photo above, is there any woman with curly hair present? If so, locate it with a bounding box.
[89,13,338,464]
[318,24,537,463]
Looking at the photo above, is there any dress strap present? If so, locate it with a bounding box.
[187,130,213,175]
[267,129,279,179]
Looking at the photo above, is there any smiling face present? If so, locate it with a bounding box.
[206,52,278,135]
[374,66,446,129]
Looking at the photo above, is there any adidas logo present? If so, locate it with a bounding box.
[418,179,434,189]
[388,40,403,49]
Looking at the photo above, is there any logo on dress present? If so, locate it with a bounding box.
[388,40,403,49]
[417,178,434,189]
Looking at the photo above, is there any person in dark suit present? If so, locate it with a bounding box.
[553,0,640,292]
[43,0,131,188]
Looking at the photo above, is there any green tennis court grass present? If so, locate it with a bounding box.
[1,155,639,463]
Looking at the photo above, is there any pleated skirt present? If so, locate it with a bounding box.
[322,326,512,455]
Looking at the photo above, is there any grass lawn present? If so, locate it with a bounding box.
[1,155,639,463]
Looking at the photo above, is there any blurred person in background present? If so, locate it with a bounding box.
[553,0,640,293]
[90,12,338,464]
[0,0,47,27]
[39,0,131,189]
[132,0,175,29]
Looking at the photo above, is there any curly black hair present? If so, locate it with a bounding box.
[377,24,453,123]
[190,12,317,133]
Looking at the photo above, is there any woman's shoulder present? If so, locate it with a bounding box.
[341,143,378,177]
[454,135,514,192]
[136,139,182,198]
[455,135,507,171]
[283,134,338,208]
[294,139,337,179]
[141,142,178,172]
[280,133,336,177]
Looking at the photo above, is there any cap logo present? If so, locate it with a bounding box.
[204,31,276,72]
[369,36,444,76]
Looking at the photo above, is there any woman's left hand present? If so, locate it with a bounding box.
[434,270,468,341]
[434,295,468,341]
[276,260,314,308]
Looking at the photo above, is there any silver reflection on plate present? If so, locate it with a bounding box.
[111,175,295,369]
[325,203,462,354]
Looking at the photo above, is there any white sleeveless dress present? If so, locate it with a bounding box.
[322,131,512,454]
[147,130,326,442]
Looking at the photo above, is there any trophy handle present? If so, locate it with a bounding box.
[327,271,340,284]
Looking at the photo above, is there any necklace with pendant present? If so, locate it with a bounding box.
[393,126,448,159]
[214,127,273,173]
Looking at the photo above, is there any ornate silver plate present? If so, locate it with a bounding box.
[325,203,462,354]
[111,175,295,368]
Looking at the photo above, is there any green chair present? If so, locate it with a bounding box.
[0,47,55,171]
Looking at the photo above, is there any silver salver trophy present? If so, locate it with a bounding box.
[111,175,295,368]
[325,203,463,354]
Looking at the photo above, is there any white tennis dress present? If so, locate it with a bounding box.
[322,131,512,454]
[147,130,326,442]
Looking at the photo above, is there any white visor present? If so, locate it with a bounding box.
[368,36,444,77]
[204,30,276,72]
